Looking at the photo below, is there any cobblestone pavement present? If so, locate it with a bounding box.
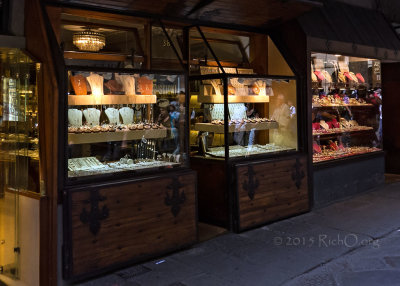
[73,181,400,286]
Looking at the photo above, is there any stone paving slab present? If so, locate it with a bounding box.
[302,192,400,239]
[73,182,400,286]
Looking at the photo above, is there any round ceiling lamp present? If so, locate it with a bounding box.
[73,28,106,52]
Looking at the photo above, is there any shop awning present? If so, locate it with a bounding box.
[45,0,322,31]
[298,1,400,60]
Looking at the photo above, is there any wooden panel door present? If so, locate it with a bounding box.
[235,155,309,231]
[63,170,197,281]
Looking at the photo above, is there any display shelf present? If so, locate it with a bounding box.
[312,104,373,108]
[64,51,145,63]
[68,128,167,144]
[194,121,278,133]
[313,127,373,137]
[313,147,381,163]
[197,94,270,104]
[204,144,295,158]
[68,94,157,105]
[68,161,180,177]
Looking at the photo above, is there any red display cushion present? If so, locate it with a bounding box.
[343,72,354,81]
[313,142,322,153]
[314,70,325,81]
[330,118,340,128]
[312,122,321,130]
[356,73,365,83]
[329,141,339,151]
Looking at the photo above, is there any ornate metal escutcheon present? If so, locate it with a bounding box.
[292,158,305,190]
[165,177,186,217]
[243,166,259,200]
[80,189,109,236]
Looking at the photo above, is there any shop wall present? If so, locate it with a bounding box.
[8,0,25,36]
[19,196,40,286]
[382,62,400,173]
[0,194,40,286]
[0,192,16,270]
[314,155,385,208]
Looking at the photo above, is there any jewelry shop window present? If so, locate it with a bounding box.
[311,53,382,163]
[66,70,187,179]
[188,29,298,160]
[0,48,41,194]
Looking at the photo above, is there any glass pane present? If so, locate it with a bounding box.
[61,14,146,69]
[189,29,250,75]
[311,53,382,163]
[152,26,183,70]
[227,77,297,158]
[268,37,294,76]
[67,71,187,179]
[0,49,40,194]
[189,78,226,159]
[0,47,39,280]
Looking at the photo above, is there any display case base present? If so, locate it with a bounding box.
[234,154,309,232]
[63,170,197,282]
[191,154,310,233]
[313,153,385,208]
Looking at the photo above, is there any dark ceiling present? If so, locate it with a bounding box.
[44,0,323,31]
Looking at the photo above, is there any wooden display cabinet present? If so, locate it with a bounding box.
[63,170,197,281]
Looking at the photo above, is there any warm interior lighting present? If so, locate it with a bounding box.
[73,29,105,52]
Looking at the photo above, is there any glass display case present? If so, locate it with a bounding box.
[0,48,40,193]
[189,72,298,159]
[311,53,382,163]
[0,47,40,280]
[65,68,187,180]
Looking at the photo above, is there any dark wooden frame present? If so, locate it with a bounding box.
[51,9,198,282]
[187,26,310,232]
[0,0,9,33]
[36,2,314,283]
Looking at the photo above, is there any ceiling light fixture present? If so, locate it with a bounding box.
[73,28,106,52]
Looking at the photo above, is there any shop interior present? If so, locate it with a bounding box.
[311,53,382,163]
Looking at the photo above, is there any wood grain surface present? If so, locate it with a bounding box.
[67,171,197,278]
[236,155,309,231]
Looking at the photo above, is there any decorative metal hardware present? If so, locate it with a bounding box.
[80,189,109,235]
[243,166,259,200]
[165,177,186,217]
[292,158,305,190]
